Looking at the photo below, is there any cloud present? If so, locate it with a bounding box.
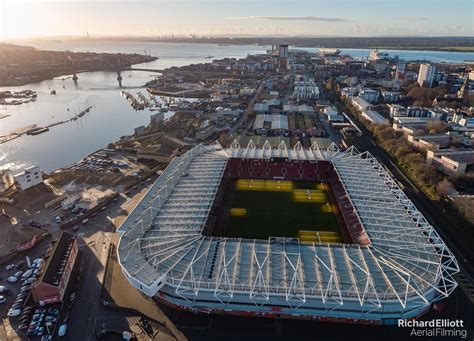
[392,17,429,21]
[227,16,349,22]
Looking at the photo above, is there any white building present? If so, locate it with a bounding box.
[340,87,358,98]
[418,64,436,88]
[351,96,373,111]
[361,110,389,124]
[388,104,407,118]
[14,166,43,191]
[381,91,400,103]
[292,79,320,100]
[323,106,344,122]
[359,88,380,104]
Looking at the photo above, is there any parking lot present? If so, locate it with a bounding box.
[0,180,157,340]
[0,238,58,340]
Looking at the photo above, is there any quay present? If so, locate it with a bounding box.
[0,105,93,144]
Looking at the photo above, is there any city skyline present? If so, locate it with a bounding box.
[1,0,473,40]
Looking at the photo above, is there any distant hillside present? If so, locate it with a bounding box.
[76,36,474,52]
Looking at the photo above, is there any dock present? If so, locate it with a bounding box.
[0,124,37,144]
[0,105,94,145]
[120,91,145,110]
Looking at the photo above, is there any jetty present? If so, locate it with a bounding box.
[0,105,94,145]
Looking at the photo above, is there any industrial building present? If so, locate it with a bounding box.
[253,114,289,135]
[351,96,373,111]
[31,232,78,304]
[117,142,459,325]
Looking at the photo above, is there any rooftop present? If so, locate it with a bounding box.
[117,142,459,311]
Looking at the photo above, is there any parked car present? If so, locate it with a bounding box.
[45,316,57,323]
[7,276,18,283]
[58,323,67,337]
[14,271,24,278]
[17,293,27,299]
[19,314,30,321]
[18,323,28,330]
[12,303,22,310]
[0,295,6,303]
[21,269,33,281]
[21,310,32,316]
[5,264,15,271]
[81,219,89,224]
[47,308,59,315]
[25,278,36,284]
[36,327,44,336]
[7,309,21,317]
[28,220,41,228]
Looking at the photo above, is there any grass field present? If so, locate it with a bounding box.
[222,179,341,240]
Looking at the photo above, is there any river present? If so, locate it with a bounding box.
[1,41,473,173]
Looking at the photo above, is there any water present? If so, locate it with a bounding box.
[0,42,267,172]
[1,41,472,173]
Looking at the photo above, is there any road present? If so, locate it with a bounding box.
[229,79,264,135]
[66,189,142,341]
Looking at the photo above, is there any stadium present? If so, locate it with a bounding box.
[117,141,459,325]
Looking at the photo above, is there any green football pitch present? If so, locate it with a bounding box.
[221,180,341,240]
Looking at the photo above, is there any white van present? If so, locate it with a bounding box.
[7,308,21,317]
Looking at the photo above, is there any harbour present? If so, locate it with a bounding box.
[1,41,473,173]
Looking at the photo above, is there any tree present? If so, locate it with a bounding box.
[437,178,455,197]
[426,120,445,134]
[407,86,447,107]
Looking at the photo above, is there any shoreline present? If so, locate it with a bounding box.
[21,37,474,52]
[0,61,158,88]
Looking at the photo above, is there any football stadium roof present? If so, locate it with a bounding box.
[117,141,459,323]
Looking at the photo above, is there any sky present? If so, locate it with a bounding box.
[0,0,473,40]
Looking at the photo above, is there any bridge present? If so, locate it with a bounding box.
[126,67,164,73]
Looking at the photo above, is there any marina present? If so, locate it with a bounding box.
[1,42,472,172]
[0,89,37,105]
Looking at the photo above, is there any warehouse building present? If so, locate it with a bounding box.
[31,232,78,304]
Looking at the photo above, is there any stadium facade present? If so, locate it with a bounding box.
[117,141,459,325]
